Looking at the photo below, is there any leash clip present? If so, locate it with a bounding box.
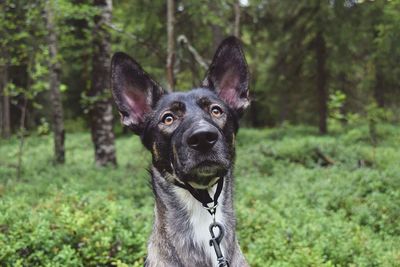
[209,222,229,267]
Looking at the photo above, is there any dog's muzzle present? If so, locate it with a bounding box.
[171,120,230,188]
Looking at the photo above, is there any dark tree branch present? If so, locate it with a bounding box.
[177,35,209,70]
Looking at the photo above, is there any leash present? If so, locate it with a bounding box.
[174,177,230,267]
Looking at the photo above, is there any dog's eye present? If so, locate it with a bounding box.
[210,105,223,117]
[161,113,175,125]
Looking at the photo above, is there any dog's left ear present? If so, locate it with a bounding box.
[202,36,250,113]
[111,52,165,134]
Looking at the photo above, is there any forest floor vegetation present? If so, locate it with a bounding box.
[0,124,399,266]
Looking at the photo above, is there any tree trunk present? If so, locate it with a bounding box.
[16,97,28,179]
[315,30,328,134]
[46,0,65,164]
[233,1,241,38]
[249,101,260,127]
[374,68,385,108]
[208,1,223,52]
[211,25,223,52]
[1,65,10,139]
[0,69,2,136]
[166,0,175,92]
[89,0,117,167]
[279,90,289,124]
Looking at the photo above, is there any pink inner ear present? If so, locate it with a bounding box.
[218,75,240,109]
[123,89,150,123]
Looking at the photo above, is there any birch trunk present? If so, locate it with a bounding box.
[89,0,117,166]
[46,0,65,163]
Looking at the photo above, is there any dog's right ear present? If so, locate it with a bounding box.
[201,36,249,115]
[111,52,165,133]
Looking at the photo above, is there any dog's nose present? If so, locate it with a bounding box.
[187,127,218,151]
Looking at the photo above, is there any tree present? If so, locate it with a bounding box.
[0,66,10,139]
[0,2,11,139]
[166,0,175,91]
[208,1,224,51]
[1,0,398,138]
[45,0,65,163]
[88,0,117,166]
[315,29,328,134]
[369,0,400,109]
[233,0,241,38]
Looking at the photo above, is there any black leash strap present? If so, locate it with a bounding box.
[173,177,229,267]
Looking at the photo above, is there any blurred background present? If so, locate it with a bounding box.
[1,0,399,161]
[0,1,399,266]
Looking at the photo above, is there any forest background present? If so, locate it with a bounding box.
[0,0,399,266]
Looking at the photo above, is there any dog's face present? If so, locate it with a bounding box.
[111,37,249,188]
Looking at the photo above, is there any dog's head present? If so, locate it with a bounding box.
[111,37,249,188]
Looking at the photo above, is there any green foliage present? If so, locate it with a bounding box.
[37,118,50,136]
[1,126,399,266]
[2,0,400,134]
[64,118,88,133]
[328,90,346,121]
[80,90,113,114]
[366,102,393,145]
[366,102,392,124]
[327,90,346,132]
[0,133,151,266]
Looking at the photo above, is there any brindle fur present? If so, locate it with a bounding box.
[111,36,250,267]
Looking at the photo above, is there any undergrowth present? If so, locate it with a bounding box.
[0,124,399,266]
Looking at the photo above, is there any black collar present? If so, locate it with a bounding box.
[173,177,224,215]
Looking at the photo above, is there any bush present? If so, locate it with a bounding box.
[0,124,399,266]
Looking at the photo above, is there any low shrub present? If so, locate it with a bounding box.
[0,124,399,266]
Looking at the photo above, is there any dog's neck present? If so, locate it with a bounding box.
[146,167,237,267]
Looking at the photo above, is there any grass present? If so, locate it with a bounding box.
[0,124,399,266]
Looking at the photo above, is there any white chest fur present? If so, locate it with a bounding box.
[174,184,225,263]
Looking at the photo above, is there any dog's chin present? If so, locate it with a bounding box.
[180,164,228,189]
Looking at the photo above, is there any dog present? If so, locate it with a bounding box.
[111,36,250,267]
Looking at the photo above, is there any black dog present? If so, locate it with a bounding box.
[111,36,250,267]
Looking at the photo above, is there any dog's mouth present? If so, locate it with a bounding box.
[183,161,227,189]
[191,161,221,176]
